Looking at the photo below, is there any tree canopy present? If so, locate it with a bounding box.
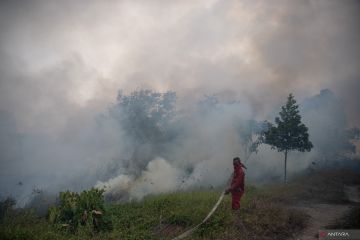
[264,94,313,183]
[265,94,313,153]
[113,89,177,145]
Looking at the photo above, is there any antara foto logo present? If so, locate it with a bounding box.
[319,230,351,238]
[319,231,327,238]
[328,232,350,237]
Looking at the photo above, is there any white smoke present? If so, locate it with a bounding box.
[0,0,359,203]
[95,157,183,200]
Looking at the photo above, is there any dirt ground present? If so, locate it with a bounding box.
[291,185,360,240]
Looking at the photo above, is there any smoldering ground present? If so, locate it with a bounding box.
[0,0,359,204]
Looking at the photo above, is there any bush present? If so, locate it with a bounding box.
[25,190,57,217]
[0,197,16,222]
[48,188,112,233]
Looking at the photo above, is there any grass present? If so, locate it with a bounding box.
[2,169,359,239]
[257,169,360,205]
[9,168,359,240]
[0,184,310,240]
[290,170,360,204]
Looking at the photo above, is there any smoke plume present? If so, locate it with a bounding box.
[0,0,359,203]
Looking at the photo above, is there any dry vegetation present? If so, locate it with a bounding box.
[1,169,359,240]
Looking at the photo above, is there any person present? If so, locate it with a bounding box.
[225,157,246,210]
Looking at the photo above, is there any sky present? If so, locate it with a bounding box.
[0,0,359,202]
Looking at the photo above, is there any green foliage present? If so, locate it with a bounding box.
[3,170,357,239]
[114,89,177,144]
[265,94,313,153]
[1,185,310,240]
[111,89,178,169]
[0,227,35,240]
[0,197,16,222]
[48,188,112,233]
[25,189,57,217]
[264,94,313,183]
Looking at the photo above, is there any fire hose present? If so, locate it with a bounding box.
[171,170,240,240]
[171,190,226,240]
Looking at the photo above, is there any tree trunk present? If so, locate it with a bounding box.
[284,149,288,184]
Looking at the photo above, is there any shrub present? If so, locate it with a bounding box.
[0,197,16,222]
[48,188,112,233]
[25,190,57,217]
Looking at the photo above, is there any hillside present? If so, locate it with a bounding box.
[1,169,359,240]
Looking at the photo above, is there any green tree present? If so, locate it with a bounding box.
[264,94,313,183]
[111,90,177,171]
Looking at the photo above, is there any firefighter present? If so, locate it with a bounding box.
[225,157,246,210]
